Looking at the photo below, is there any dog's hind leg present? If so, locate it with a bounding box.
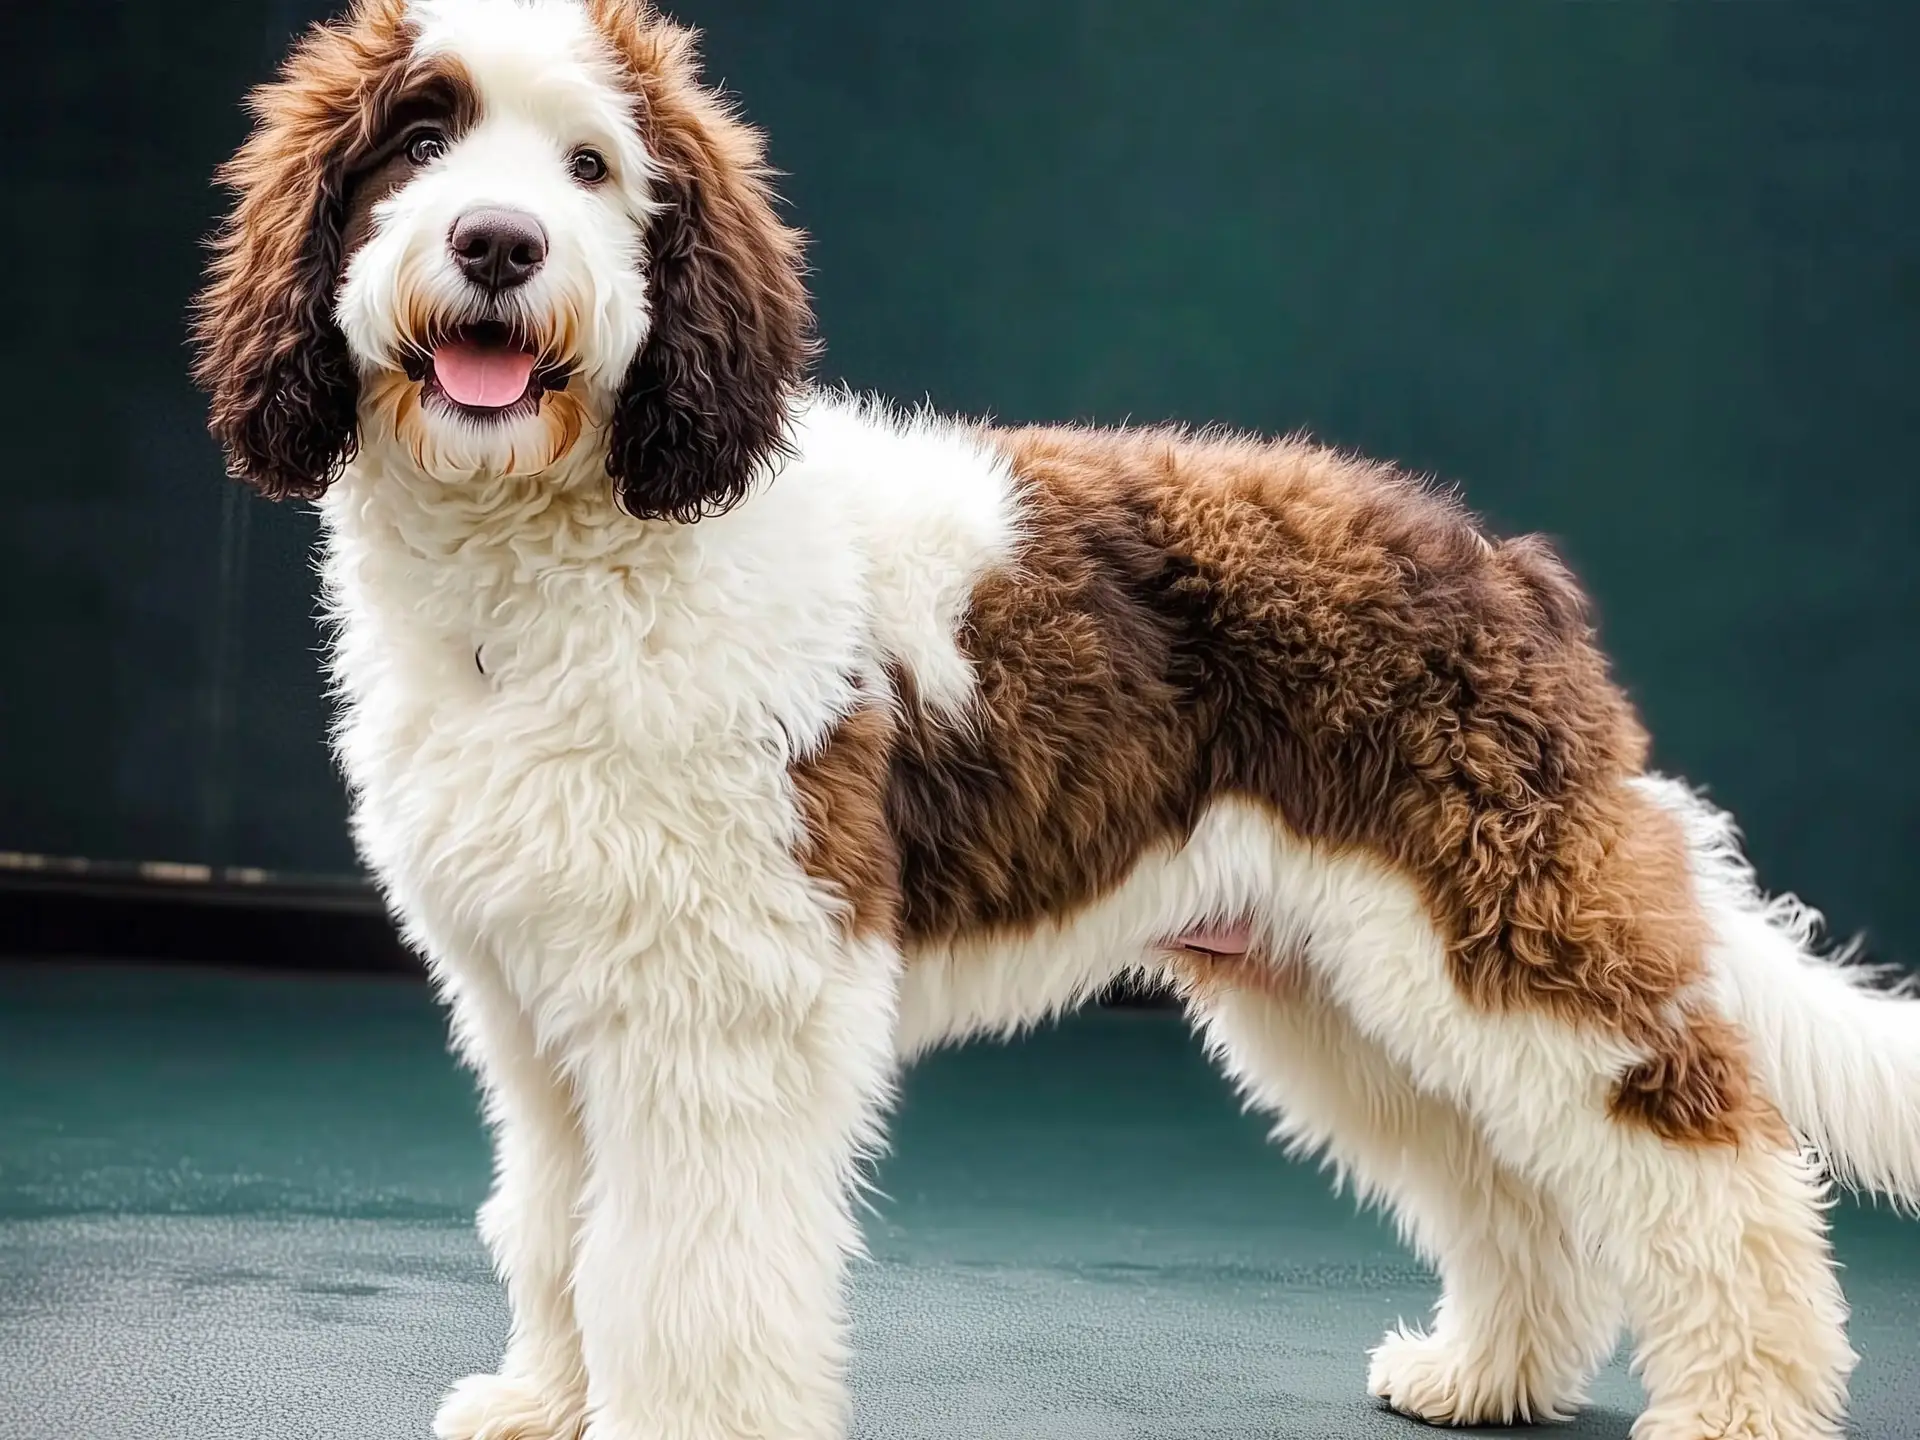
[1183,963,1621,1425]
[1279,848,1854,1440]
[432,954,591,1440]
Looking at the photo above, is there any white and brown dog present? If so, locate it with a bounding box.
[193,3,1919,1437]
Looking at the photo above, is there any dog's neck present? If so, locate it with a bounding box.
[331,424,636,564]
[316,421,707,666]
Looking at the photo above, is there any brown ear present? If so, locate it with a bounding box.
[593,3,815,523]
[191,0,415,499]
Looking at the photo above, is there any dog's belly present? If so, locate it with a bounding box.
[894,798,1364,1057]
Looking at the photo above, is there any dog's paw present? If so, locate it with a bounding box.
[1368,1323,1582,1427]
[1628,1400,1844,1440]
[433,1372,585,1440]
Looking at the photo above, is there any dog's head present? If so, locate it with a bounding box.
[192,0,812,521]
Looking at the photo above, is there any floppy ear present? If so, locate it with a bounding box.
[191,0,414,499]
[595,6,816,523]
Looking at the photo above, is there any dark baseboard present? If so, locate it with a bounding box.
[0,852,1179,1003]
[0,854,416,973]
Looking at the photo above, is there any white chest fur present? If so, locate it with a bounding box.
[315,393,1019,1027]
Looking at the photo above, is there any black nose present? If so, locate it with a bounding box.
[448,207,547,292]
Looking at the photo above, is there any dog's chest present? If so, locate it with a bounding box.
[322,519,865,954]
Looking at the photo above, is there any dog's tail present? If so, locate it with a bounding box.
[1642,774,1920,1209]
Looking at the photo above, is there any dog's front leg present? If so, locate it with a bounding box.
[433,957,591,1440]
[565,932,899,1440]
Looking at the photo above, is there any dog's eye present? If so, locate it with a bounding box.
[405,129,449,166]
[569,148,609,185]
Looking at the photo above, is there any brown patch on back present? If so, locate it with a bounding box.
[841,422,1767,1147]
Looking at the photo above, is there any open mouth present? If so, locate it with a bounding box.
[413,321,567,421]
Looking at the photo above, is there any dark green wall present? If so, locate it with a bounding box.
[3,3,1915,960]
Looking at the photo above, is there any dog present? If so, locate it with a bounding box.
[192,3,1920,1436]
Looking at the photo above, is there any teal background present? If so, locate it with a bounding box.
[2,3,1915,960]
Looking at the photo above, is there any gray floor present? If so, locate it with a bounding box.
[1,963,1915,1439]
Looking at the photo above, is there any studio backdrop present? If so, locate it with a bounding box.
[4,2,1915,961]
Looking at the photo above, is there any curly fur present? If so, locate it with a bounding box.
[192,0,416,497]
[590,0,816,521]
[193,5,1915,1439]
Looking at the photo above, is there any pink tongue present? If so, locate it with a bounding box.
[432,340,536,408]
